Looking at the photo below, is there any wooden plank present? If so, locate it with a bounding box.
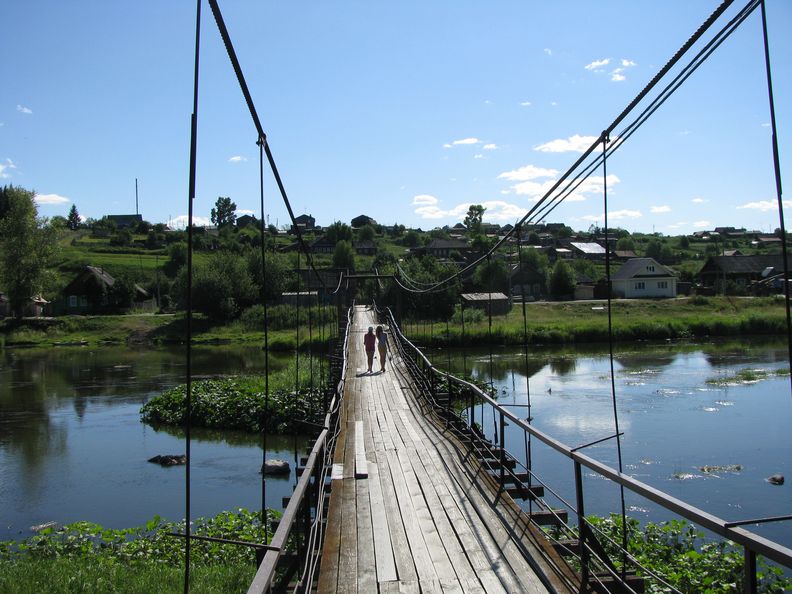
[393,449,456,580]
[382,449,438,582]
[439,578,465,594]
[367,461,398,583]
[379,582,399,594]
[316,483,342,593]
[419,580,443,594]
[397,581,420,594]
[344,420,356,479]
[337,477,358,594]
[355,421,369,479]
[356,475,377,593]
[375,450,418,583]
[331,463,344,480]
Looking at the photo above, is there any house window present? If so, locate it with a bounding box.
[646,265,655,272]
[69,295,77,307]
[658,281,668,289]
[635,281,645,290]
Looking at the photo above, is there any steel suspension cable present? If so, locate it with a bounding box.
[257,138,271,541]
[206,0,328,295]
[601,134,629,576]
[183,1,202,590]
[516,226,534,514]
[759,0,792,397]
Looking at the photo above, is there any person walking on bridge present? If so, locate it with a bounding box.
[364,326,376,373]
[376,325,388,372]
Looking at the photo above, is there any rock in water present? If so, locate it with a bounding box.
[262,459,290,475]
[30,521,57,533]
[148,454,187,466]
[767,474,784,485]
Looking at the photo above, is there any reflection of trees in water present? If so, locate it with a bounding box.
[548,357,576,376]
[614,353,676,372]
[149,423,308,450]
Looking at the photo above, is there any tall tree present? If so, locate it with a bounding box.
[464,204,486,235]
[67,204,81,230]
[325,221,353,243]
[332,240,356,270]
[0,186,55,316]
[548,260,576,300]
[210,196,237,227]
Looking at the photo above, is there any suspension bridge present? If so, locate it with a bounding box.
[170,0,792,592]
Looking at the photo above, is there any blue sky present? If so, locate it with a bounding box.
[2,1,790,234]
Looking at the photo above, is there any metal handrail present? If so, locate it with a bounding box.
[382,306,792,590]
[247,304,353,593]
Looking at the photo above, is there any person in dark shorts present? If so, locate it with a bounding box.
[363,326,376,373]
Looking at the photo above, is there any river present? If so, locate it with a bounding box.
[1,340,791,551]
[426,339,792,549]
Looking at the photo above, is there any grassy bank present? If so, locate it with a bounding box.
[405,296,788,346]
[0,509,274,594]
[0,313,334,350]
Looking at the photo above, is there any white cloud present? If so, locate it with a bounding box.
[35,193,69,205]
[474,154,485,159]
[0,158,17,179]
[237,209,255,216]
[484,99,492,105]
[497,164,558,182]
[621,59,637,67]
[412,197,528,222]
[584,58,611,71]
[650,205,671,213]
[450,137,480,146]
[170,215,212,229]
[550,101,558,107]
[544,48,552,56]
[692,220,711,229]
[691,197,707,203]
[611,72,626,82]
[519,101,532,107]
[228,155,247,163]
[762,122,771,128]
[16,104,32,114]
[579,209,642,223]
[535,134,598,153]
[483,143,498,150]
[412,194,438,206]
[443,143,452,148]
[666,221,689,230]
[737,200,790,212]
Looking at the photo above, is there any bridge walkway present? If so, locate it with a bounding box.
[318,306,575,594]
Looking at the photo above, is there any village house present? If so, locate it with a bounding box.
[236,214,257,228]
[105,214,143,229]
[461,292,511,315]
[510,263,547,301]
[351,214,377,228]
[611,258,677,298]
[294,214,316,231]
[354,240,376,256]
[53,266,151,315]
[698,254,785,292]
[310,236,336,254]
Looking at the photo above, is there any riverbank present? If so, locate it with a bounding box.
[404,296,788,346]
[0,313,334,350]
[0,296,786,350]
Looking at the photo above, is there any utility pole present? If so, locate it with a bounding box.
[135,178,139,215]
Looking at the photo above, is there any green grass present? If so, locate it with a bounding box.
[0,558,254,594]
[405,296,788,346]
[0,509,274,594]
[0,313,335,349]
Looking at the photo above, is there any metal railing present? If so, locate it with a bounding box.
[247,304,353,594]
[381,306,792,594]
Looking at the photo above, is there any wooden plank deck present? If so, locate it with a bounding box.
[318,306,576,594]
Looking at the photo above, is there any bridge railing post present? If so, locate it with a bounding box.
[574,459,590,589]
[499,410,505,488]
[744,547,757,594]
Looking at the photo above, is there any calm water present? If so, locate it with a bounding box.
[426,340,792,549]
[2,341,791,552]
[0,345,309,541]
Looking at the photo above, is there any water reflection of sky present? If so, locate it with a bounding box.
[438,341,792,549]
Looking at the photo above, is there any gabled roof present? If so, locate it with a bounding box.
[612,258,675,281]
[461,292,509,301]
[703,254,784,275]
[569,242,606,255]
[425,238,469,250]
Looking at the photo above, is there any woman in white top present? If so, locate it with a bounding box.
[375,325,388,372]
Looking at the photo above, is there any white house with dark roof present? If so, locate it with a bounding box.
[611,258,676,298]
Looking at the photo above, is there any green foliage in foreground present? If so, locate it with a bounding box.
[0,509,275,594]
[584,515,791,593]
[141,363,326,433]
